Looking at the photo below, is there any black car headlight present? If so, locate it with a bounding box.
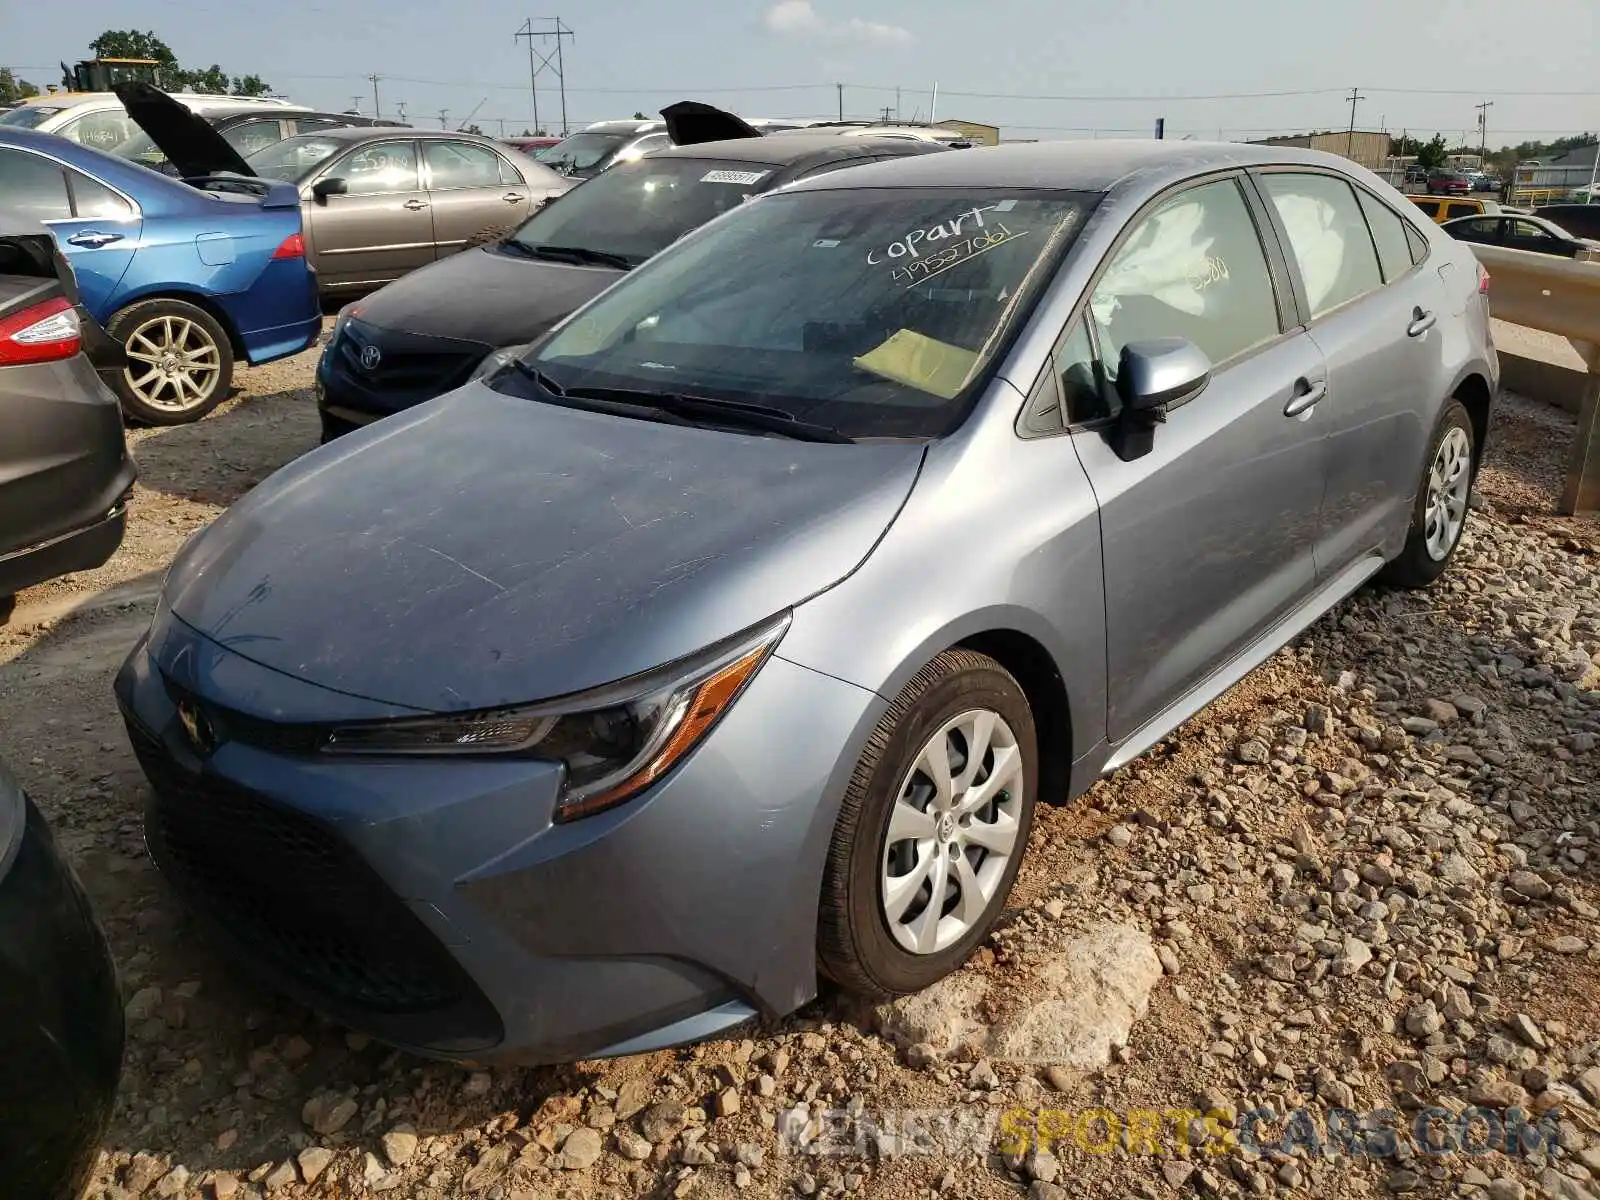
[321,613,789,821]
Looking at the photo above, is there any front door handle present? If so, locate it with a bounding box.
[66,230,124,248]
[1407,308,1437,337]
[502,192,526,204]
[1284,379,1327,419]
[403,198,429,211]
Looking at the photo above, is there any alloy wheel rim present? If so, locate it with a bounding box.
[880,708,1025,956]
[1424,426,1472,561]
[123,316,222,411]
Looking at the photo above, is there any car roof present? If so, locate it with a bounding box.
[281,124,486,142]
[774,139,1389,198]
[580,120,661,134]
[649,131,947,168]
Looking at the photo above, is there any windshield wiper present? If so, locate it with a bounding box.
[511,243,634,270]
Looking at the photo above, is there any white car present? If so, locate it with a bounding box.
[0,92,303,154]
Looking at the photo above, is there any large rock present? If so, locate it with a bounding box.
[987,925,1162,1066]
[878,973,992,1058]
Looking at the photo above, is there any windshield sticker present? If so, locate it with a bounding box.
[700,169,770,185]
[890,225,1030,288]
[853,329,979,399]
[867,205,999,265]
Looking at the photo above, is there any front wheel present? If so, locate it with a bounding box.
[818,649,1037,998]
[107,299,234,426]
[1380,399,1474,589]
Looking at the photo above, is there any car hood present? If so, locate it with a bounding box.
[112,82,254,177]
[352,245,622,347]
[164,386,924,713]
[660,101,762,145]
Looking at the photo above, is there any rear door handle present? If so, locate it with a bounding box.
[403,198,429,210]
[66,230,124,248]
[1284,379,1327,419]
[1407,309,1437,337]
[502,192,526,203]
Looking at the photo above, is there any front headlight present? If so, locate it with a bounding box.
[322,613,790,821]
[469,342,534,384]
[326,302,360,346]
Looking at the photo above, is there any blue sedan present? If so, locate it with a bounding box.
[0,127,319,423]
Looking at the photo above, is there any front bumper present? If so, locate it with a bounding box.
[0,783,124,1200]
[115,613,883,1064]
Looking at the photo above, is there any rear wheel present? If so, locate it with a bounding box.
[1380,399,1474,589]
[818,649,1037,998]
[107,299,233,426]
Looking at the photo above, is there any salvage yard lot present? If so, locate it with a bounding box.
[2,343,1599,1200]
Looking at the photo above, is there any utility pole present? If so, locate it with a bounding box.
[349,95,363,115]
[879,105,893,124]
[836,82,844,122]
[1345,86,1365,159]
[515,18,574,136]
[438,108,448,129]
[1475,99,1493,169]
[368,74,381,122]
[895,85,901,122]
[497,118,505,137]
[396,100,407,124]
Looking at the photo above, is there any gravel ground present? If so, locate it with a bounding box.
[1,344,1597,1200]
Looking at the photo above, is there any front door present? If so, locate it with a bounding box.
[421,140,530,256]
[1254,171,1450,573]
[1067,175,1330,742]
[303,139,434,288]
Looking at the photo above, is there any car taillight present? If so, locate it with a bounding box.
[272,233,305,260]
[1477,262,1491,295]
[0,297,81,366]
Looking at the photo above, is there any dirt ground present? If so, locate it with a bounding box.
[2,340,1597,1200]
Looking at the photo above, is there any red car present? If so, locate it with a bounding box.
[1427,169,1472,194]
[503,136,561,153]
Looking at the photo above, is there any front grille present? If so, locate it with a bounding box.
[335,323,481,398]
[125,717,499,1037]
[163,679,323,757]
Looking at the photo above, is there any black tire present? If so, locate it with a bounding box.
[1380,399,1475,589]
[464,225,512,250]
[818,649,1038,999]
[106,299,234,426]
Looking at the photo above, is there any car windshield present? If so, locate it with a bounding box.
[245,135,346,181]
[0,105,67,129]
[535,131,631,173]
[521,187,1094,439]
[505,157,787,267]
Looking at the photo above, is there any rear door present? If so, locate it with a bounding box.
[302,138,433,287]
[0,147,141,320]
[1254,170,1450,574]
[421,139,530,255]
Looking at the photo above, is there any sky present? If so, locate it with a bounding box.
[4,0,1598,149]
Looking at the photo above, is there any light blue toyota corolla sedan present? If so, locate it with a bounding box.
[116,141,1497,1064]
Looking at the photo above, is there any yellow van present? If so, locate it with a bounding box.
[1410,196,1501,224]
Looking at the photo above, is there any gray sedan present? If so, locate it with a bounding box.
[246,127,571,291]
[116,140,1496,1064]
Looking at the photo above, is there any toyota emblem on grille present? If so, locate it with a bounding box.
[360,344,382,372]
[176,698,217,757]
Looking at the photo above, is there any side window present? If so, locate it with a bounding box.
[1453,218,1500,238]
[336,141,419,194]
[0,149,72,220]
[1411,198,1441,220]
[1355,189,1413,282]
[57,110,137,153]
[1259,172,1383,319]
[222,120,286,157]
[424,141,502,190]
[1089,178,1280,382]
[497,155,525,186]
[1443,202,1478,221]
[632,133,671,155]
[67,171,134,218]
[294,117,345,134]
[1056,317,1109,423]
[1404,221,1430,264]
[1509,219,1554,241]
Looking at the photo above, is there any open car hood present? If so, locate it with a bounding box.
[660,101,762,146]
[111,82,255,178]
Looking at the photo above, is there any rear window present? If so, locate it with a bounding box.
[535,131,631,174]
[504,156,783,267]
[0,105,67,129]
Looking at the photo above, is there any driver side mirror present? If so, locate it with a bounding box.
[1112,338,1210,462]
[311,177,348,201]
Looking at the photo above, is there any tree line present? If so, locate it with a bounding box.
[0,29,271,104]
